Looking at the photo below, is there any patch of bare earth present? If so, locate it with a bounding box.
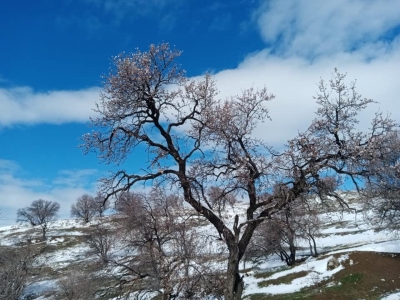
[314,251,400,300]
[248,251,400,300]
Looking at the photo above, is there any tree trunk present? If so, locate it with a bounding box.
[41,224,47,240]
[289,246,296,265]
[311,235,318,257]
[308,239,314,256]
[288,239,296,265]
[161,275,173,300]
[224,247,244,300]
[162,292,171,300]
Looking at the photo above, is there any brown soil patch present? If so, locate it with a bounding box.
[312,251,400,300]
[248,251,400,300]
[258,271,310,287]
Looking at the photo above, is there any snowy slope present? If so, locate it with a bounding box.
[1,197,400,300]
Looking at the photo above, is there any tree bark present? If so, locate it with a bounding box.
[224,246,244,300]
[308,239,314,257]
[41,224,47,240]
[311,235,318,257]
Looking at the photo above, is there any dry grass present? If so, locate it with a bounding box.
[258,271,310,288]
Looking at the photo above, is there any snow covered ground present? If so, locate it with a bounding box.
[1,197,400,299]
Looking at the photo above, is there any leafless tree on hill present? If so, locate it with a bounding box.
[57,270,97,300]
[17,199,60,240]
[362,150,400,232]
[82,42,400,299]
[85,224,116,264]
[71,194,97,223]
[246,199,321,266]
[0,244,41,300]
[295,203,321,257]
[246,207,297,266]
[113,188,225,299]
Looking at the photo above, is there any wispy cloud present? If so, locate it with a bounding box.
[0,87,100,127]
[254,0,400,58]
[0,159,20,172]
[83,0,180,21]
[52,169,99,188]
[56,0,183,36]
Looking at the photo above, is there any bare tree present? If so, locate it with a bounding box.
[57,270,97,300]
[82,43,399,299]
[71,194,97,223]
[17,199,60,240]
[274,209,298,266]
[246,200,321,266]
[295,204,321,257]
[114,188,224,299]
[71,192,111,221]
[85,225,116,264]
[207,186,236,219]
[247,208,298,266]
[364,186,400,232]
[0,245,37,300]
[115,191,146,215]
[362,145,400,231]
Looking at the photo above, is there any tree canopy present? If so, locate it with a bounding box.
[82,43,400,300]
[17,199,60,239]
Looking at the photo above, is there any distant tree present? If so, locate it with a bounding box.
[275,209,298,266]
[362,148,400,232]
[71,194,97,223]
[247,208,297,266]
[82,42,400,299]
[17,199,60,240]
[246,199,321,266]
[207,186,236,219]
[57,270,97,300]
[93,194,109,217]
[365,188,400,232]
[85,225,115,264]
[115,191,143,215]
[296,204,321,257]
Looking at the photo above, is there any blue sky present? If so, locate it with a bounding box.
[1,0,400,226]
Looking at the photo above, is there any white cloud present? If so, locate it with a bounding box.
[0,87,100,127]
[194,0,400,148]
[2,1,399,131]
[0,160,99,227]
[255,0,400,58]
[211,47,400,148]
[4,1,398,136]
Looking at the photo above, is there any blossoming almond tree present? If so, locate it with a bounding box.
[82,44,399,299]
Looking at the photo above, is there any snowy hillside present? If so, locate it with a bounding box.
[1,194,400,300]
